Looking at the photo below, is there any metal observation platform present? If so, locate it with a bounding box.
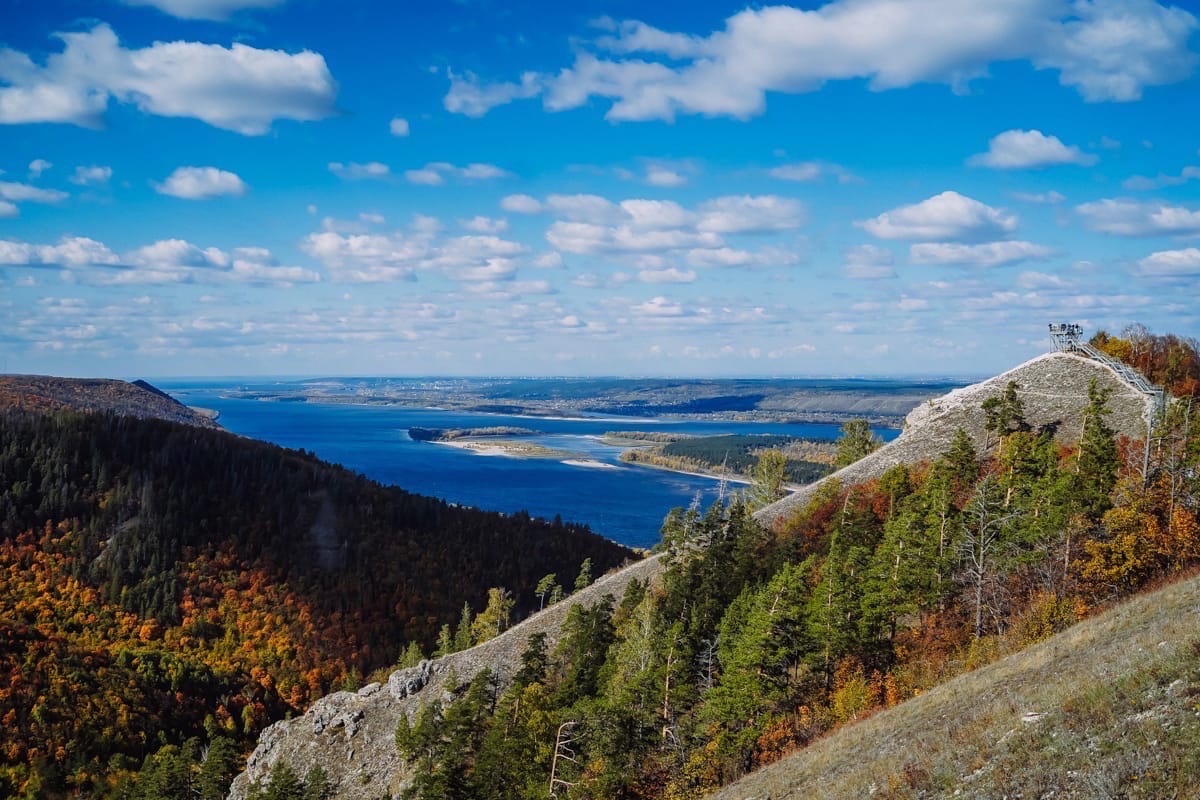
[1048,322,1166,417]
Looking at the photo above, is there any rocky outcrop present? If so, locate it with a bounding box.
[754,351,1155,529]
[228,555,662,799]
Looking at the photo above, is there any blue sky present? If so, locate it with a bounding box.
[1,0,1198,378]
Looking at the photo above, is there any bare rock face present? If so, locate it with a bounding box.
[754,351,1155,530]
[228,555,661,800]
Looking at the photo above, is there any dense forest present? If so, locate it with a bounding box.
[377,372,1200,800]
[0,409,634,798]
[620,434,834,485]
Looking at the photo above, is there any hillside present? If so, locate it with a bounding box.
[710,570,1200,799]
[0,374,221,429]
[226,347,1198,800]
[0,406,635,798]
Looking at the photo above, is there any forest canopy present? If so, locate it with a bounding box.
[0,408,633,798]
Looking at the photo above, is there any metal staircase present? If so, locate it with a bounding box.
[1048,323,1166,416]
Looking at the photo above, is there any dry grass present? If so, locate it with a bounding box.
[710,573,1200,800]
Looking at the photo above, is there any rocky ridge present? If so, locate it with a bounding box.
[755,351,1154,529]
[229,350,1159,799]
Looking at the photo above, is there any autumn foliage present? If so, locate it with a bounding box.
[0,408,633,798]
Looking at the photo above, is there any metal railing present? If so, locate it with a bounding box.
[1047,322,1166,416]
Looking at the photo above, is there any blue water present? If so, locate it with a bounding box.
[161,381,899,549]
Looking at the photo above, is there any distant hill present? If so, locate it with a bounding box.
[0,404,635,798]
[230,348,1198,800]
[0,374,220,429]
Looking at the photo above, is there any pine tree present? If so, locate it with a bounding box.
[453,602,475,652]
[835,420,882,467]
[1073,379,1119,520]
[535,573,558,610]
[573,558,593,592]
[472,587,515,643]
[747,448,787,509]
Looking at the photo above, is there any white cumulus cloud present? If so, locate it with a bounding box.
[0,24,336,134]
[28,159,52,178]
[389,117,410,136]
[444,0,1199,121]
[968,129,1098,168]
[860,191,1018,242]
[1077,198,1200,235]
[1137,247,1200,276]
[155,166,247,199]
[70,165,112,185]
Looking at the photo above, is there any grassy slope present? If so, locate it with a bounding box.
[711,572,1200,800]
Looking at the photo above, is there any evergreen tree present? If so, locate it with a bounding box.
[1073,379,1120,520]
[835,420,882,467]
[573,558,593,592]
[398,640,426,669]
[472,587,515,643]
[197,736,240,800]
[453,602,475,652]
[747,448,788,509]
[535,573,558,610]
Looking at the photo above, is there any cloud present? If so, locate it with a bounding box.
[968,129,1098,168]
[444,0,1199,121]
[0,201,16,218]
[769,160,858,183]
[389,117,410,136]
[444,70,542,117]
[502,193,542,214]
[121,0,286,20]
[632,296,685,317]
[532,252,563,269]
[404,162,510,185]
[1122,165,1200,190]
[860,191,1018,242]
[1136,247,1200,276]
[638,267,696,283]
[909,240,1053,267]
[70,165,112,185]
[1077,198,1200,235]
[28,159,51,178]
[155,166,247,199]
[645,164,687,187]
[0,236,120,267]
[460,216,508,234]
[0,24,336,134]
[0,180,68,205]
[696,195,805,233]
[329,161,390,180]
[843,244,895,278]
[1011,190,1067,204]
[301,221,527,284]
[0,234,317,285]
